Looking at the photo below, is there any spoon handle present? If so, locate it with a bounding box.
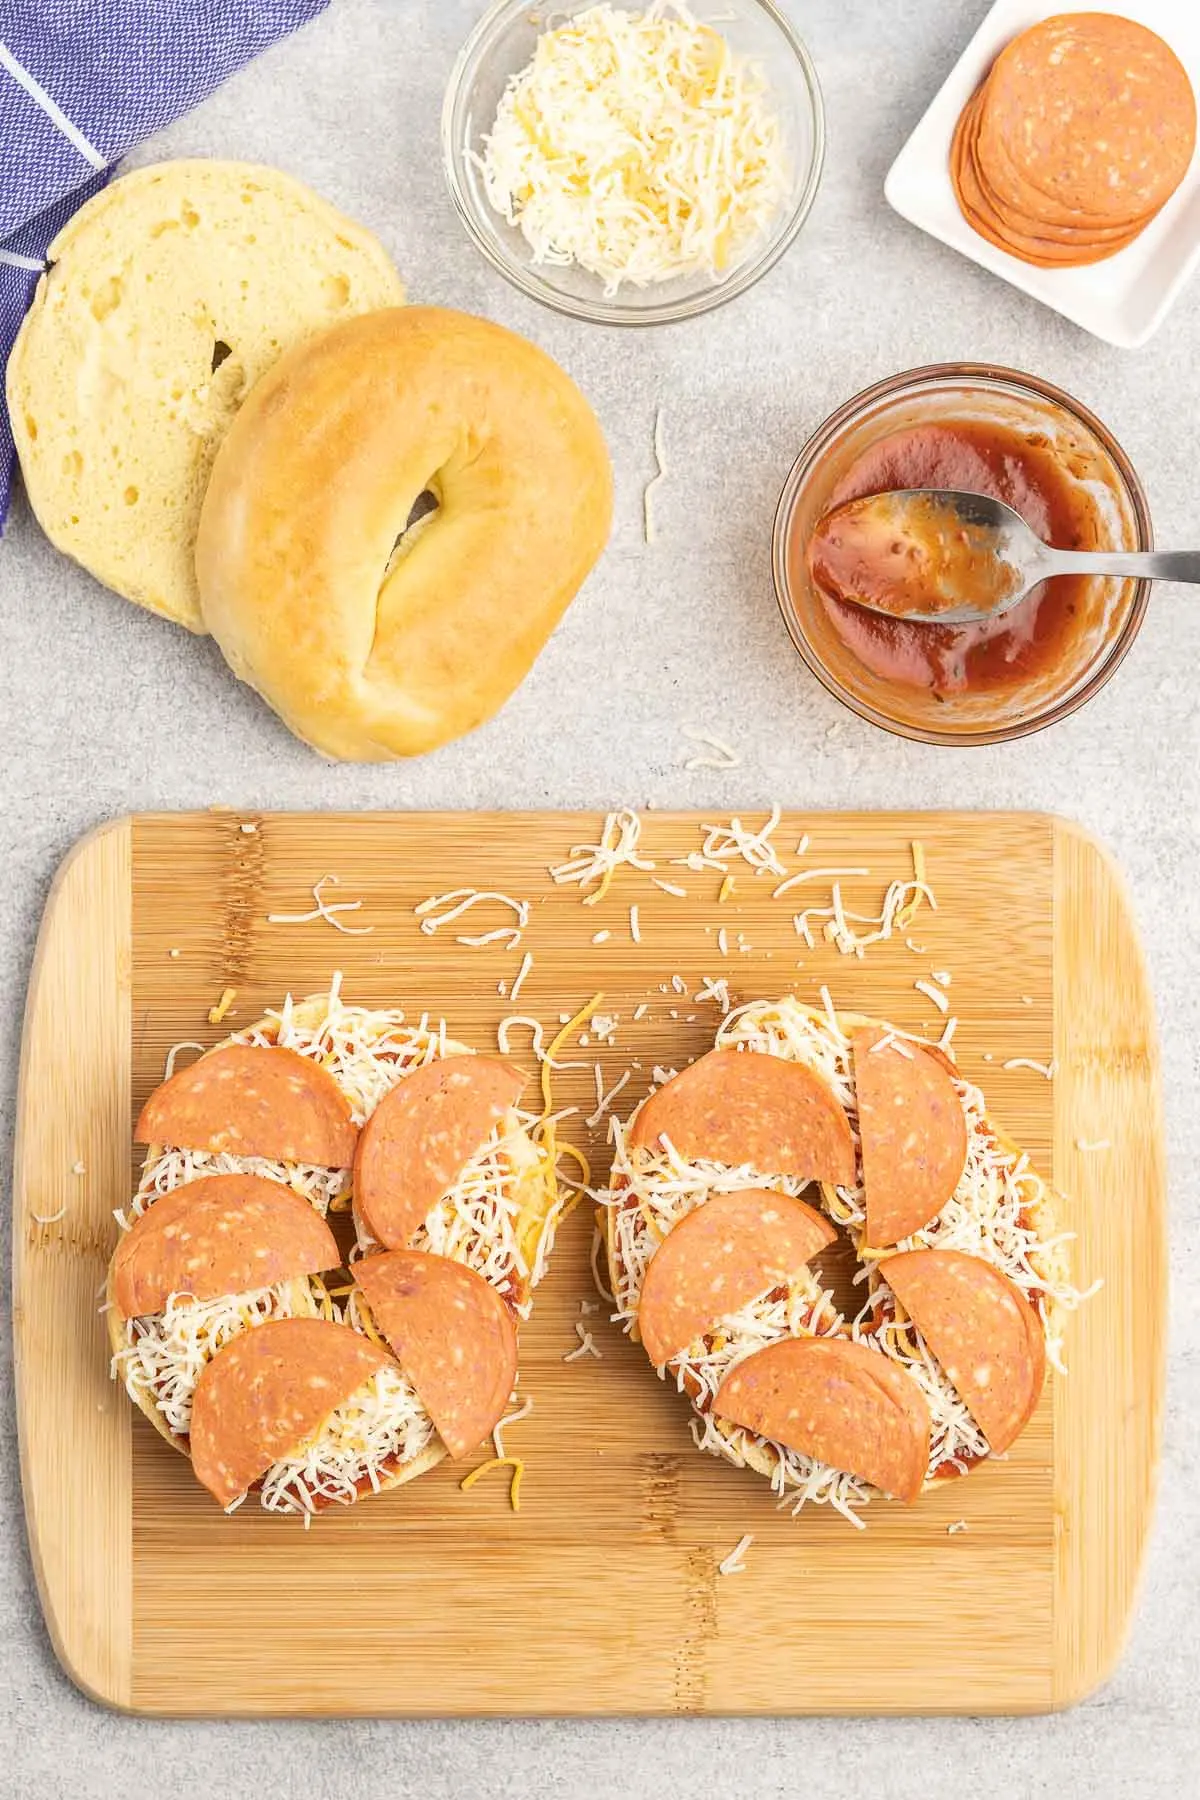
[1045,548,1200,585]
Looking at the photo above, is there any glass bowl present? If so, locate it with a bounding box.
[772,364,1153,745]
[441,0,825,326]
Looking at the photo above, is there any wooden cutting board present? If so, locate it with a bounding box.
[12,810,1164,1716]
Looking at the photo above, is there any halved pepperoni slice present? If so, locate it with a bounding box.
[628,1049,855,1185]
[352,1250,518,1459]
[135,1043,357,1166]
[713,1336,930,1503]
[111,1173,340,1319]
[190,1318,393,1508]
[880,1248,1046,1454]
[353,1056,526,1249]
[852,1030,967,1246]
[637,1188,837,1367]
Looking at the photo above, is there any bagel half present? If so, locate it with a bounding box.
[600,993,1082,1521]
[125,986,565,1507]
[194,305,614,759]
[8,159,404,630]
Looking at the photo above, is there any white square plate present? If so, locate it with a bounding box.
[884,0,1200,347]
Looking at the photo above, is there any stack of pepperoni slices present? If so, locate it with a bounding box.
[951,12,1196,268]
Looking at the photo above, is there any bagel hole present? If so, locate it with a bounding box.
[404,489,439,533]
[808,1224,867,1322]
[211,340,233,373]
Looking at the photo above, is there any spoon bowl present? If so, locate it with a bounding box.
[808,487,1200,625]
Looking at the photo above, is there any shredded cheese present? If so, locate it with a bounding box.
[493,1396,533,1461]
[475,2,789,294]
[415,888,529,950]
[774,867,867,899]
[683,726,741,773]
[586,1067,633,1128]
[1003,1057,1057,1079]
[259,1366,435,1515]
[267,873,373,935]
[509,951,533,1003]
[460,1456,524,1511]
[207,986,237,1026]
[717,1532,754,1575]
[644,405,667,543]
[698,802,785,877]
[564,1320,603,1361]
[550,808,654,904]
[163,1039,207,1079]
[113,1280,322,1438]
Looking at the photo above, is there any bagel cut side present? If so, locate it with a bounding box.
[194,306,613,759]
[7,159,405,631]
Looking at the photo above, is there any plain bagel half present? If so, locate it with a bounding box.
[195,306,613,759]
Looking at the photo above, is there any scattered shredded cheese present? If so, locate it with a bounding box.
[474,2,789,294]
[564,1320,603,1361]
[629,903,641,944]
[550,808,654,905]
[509,952,533,1003]
[493,1396,534,1461]
[653,878,688,898]
[207,986,237,1026]
[460,1456,524,1511]
[947,1519,969,1535]
[683,726,741,773]
[773,866,869,899]
[694,975,731,1013]
[30,1205,66,1226]
[1003,1058,1057,1079]
[644,406,668,544]
[698,803,785,877]
[1075,1137,1111,1153]
[267,873,373,935]
[586,1067,633,1128]
[163,1040,208,1079]
[415,888,529,950]
[717,1532,754,1575]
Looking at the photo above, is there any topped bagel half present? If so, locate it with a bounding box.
[600,993,1089,1525]
[115,979,568,1512]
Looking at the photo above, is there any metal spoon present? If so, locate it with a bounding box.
[808,487,1200,626]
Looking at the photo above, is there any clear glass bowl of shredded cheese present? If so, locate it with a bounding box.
[442,0,824,324]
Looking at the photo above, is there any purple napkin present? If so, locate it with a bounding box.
[0,0,330,528]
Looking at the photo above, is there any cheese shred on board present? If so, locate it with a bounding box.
[475,2,789,294]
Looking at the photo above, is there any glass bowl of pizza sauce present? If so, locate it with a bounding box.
[772,366,1152,744]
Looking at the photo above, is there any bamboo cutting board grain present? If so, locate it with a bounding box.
[12,810,1164,1715]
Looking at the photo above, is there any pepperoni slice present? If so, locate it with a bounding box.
[135,1043,357,1166]
[352,1250,518,1459]
[628,1049,855,1185]
[880,1248,1046,1454]
[111,1173,340,1319]
[353,1056,526,1248]
[190,1317,394,1507]
[713,1336,930,1503]
[852,1030,967,1246]
[637,1188,837,1367]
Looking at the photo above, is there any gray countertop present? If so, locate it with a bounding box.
[1,0,1197,1791]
